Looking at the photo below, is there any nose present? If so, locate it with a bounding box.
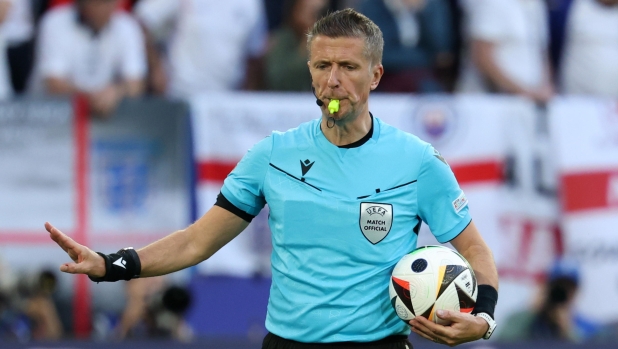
[327,66,340,89]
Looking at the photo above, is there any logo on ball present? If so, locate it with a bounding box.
[395,304,409,319]
[411,258,428,272]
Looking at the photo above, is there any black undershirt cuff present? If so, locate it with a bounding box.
[215,192,255,222]
[472,284,498,319]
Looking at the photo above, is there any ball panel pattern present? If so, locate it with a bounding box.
[389,246,478,324]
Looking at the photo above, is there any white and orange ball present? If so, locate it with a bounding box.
[389,245,477,325]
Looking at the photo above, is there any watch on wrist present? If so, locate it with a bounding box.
[475,312,497,340]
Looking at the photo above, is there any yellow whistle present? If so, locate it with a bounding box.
[328,99,340,114]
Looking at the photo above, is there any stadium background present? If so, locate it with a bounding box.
[1,0,618,348]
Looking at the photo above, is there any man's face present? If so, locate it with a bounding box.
[80,0,119,30]
[308,36,383,121]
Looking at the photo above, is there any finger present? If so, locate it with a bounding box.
[59,262,88,275]
[411,315,453,341]
[47,223,82,258]
[46,222,70,253]
[436,309,467,324]
[48,229,74,255]
[409,317,436,338]
[410,325,437,343]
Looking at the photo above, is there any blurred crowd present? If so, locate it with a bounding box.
[0,255,193,342]
[0,0,614,115]
[1,0,618,343]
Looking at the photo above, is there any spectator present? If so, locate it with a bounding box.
[145,285,193,340]
[265,0,328,92]
[4,0,39,94]
[559,0,618,97]
[49,0,132,9]
[0,0,13,100]
[457,0,554,104]
[359,0,454,93]
[264,0,286,31]
[115,276,165,339]
[29,0,146,116]
[116,277,193,341]
[134,0,268,98]
[18,270,63,340]
[0,255,20,341]
[498,259,599,342]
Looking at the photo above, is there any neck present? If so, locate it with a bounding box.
[321,108,372,146]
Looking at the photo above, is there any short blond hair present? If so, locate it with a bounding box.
[307,8,384,65]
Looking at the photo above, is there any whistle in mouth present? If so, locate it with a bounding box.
[328,99,340,114]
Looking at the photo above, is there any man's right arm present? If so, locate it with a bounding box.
[48,135,271,278]
[138,206,249,277]
[46,205,249,278]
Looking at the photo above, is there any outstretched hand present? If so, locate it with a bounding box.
[45,222,105,277]
[409,310,488,346]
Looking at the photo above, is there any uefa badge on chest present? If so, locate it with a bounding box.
[359,202,393,244]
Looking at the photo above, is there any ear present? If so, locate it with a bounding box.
[370,63,384,91]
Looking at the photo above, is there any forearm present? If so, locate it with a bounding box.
[0,1,11,23]
[458,239,499,290]
[472,40,528,95]
[243,57,264,90]
[138,206,249,277]
[118,79,145,98]
[451,220,498,289]
[45,77,79,95]
[137,229,203,277]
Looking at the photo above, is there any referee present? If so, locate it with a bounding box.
[46,8,498,348]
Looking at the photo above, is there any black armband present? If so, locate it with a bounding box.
[88,247,141,283]
[472,285,498,319]
[215,192,255,222]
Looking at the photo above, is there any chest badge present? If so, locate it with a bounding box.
[359,202,393,244]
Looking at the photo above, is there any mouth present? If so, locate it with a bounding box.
[325,97,345,102]
[324,98,348,115]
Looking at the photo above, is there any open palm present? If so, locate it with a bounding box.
[45,222,105,277]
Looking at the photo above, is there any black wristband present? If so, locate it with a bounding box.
[472,285,498,319]
[88,247,141,283]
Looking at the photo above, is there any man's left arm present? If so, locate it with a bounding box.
[451,220,498,293]
[409,220,499,345]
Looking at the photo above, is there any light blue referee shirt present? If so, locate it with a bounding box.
[221,116,471,343]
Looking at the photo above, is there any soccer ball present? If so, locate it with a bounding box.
[389,245,477,325]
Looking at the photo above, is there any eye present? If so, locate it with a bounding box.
[345,65,356,70]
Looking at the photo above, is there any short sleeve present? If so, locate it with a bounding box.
[133,0,179,32]
[118,16,147,80]
[465,0,507,42]
[417,145,471,243]
[37,11,71,79]
[246,1,268,58]
[220,136,272,216]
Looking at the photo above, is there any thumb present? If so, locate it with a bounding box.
[60,262,89,275]
[436,309,455,320]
